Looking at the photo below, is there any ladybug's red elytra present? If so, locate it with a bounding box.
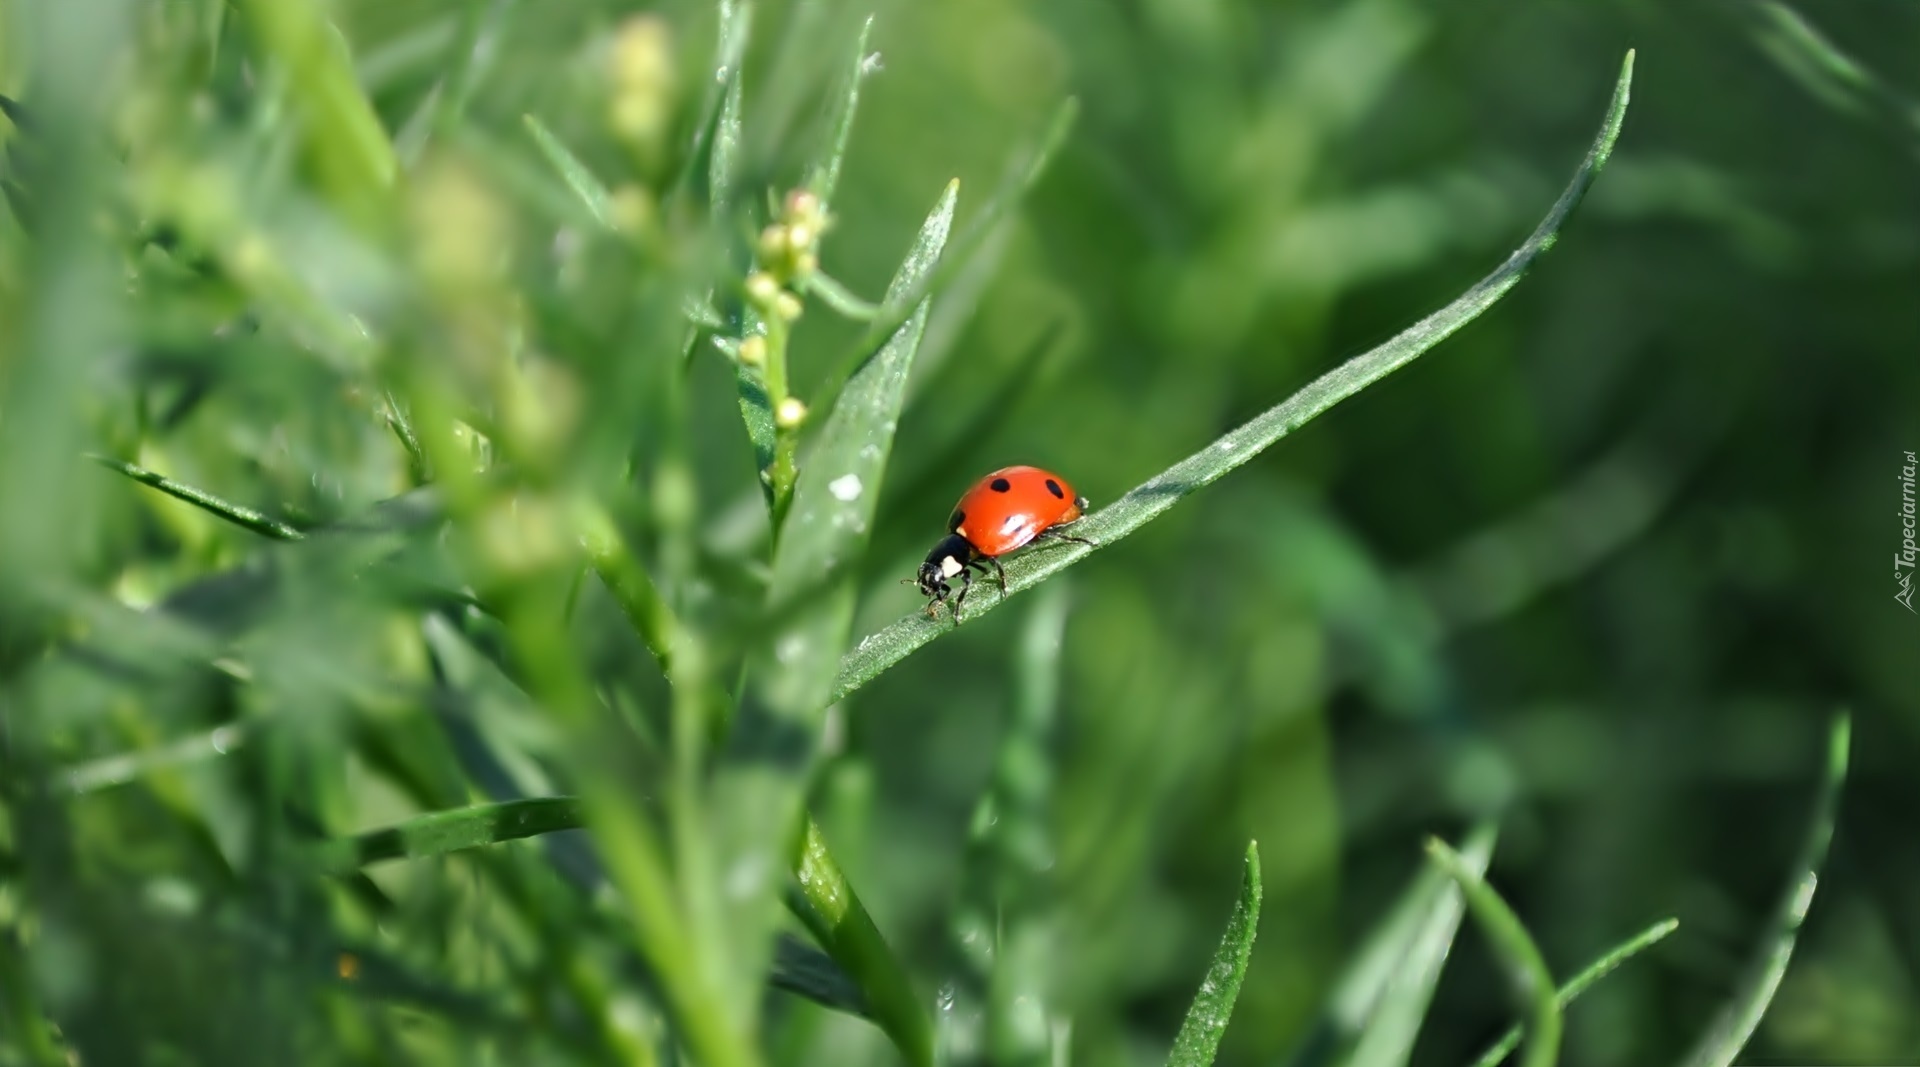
[914,465,1094,620]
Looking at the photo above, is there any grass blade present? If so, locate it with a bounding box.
[522,113,615,229]
[830,49,1635,704]
[232,0,395,229]
[805,15,876,206]
[711,179,957,1033]
[948,581,1073,1064]
[90,454,305,541]
[710,47,744,214]
[1425,839,1561,1067]
[1283,824,1494,1067]
[1466,918,1679,1067]
[790,819,935,1067]
[681,0,752,210]
[1676,712,1850,1067]
[310,796,584,873]
[302,791,873,1023]
[1166,841,1263,1067]
[772,932,872,1019]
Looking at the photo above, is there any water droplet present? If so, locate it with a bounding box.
[829,473,863,501]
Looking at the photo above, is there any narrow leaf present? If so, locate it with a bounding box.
[310,797,585,873]
[522,113,615,229]
[1166,841,1263,1067]
[1467,918,1678,1067]
[830,50,1635,704]
[806,15,876,206]
[233,0,396,229]
[790,819,935,1067]
[1426,839,1561,1067]
[772,932,872,1019]
[949,582,1074,1064]
[710,56,744,213]
[1677,712,1850,1067]
[710,179,958,1035]
[1288,823,1495,1067]
[90,454,305,541]
[680,0,752,211]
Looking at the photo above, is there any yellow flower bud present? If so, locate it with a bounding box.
[774,291,804,322]
[745,271,782,309]
[738,334,767,367]
[757,224,790,267]
[775,397,807,429]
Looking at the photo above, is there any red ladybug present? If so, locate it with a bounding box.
[914,465,1093,619]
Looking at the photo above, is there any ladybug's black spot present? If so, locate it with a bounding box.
[948,509,965,532]
[990,477,1012,492]
[1044,478,1065,499]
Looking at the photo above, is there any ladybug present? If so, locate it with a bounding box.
[914,465,1093,619]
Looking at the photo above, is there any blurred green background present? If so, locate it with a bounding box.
[1,1,1916,1065]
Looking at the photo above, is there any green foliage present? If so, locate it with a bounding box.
[1677,714,1852,1067]
[1166,842,1264,1067]
[0,2,1909,1066]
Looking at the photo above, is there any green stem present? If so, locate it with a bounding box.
[762,311,798,525]
[1467,918,1679,1067]
[88,454,305,540]
[803,271,881,320]
[1426,839,1562,1067]
[790,818,935,1067]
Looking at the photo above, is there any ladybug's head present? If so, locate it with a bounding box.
[915,533,974,608]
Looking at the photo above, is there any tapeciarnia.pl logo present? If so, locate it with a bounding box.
[1899,450,1917,613]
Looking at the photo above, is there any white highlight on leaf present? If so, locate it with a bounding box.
[828,473,863,501]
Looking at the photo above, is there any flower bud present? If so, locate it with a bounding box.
[775,397,807,429]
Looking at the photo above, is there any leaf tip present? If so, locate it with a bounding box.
[1826,709,1851,774]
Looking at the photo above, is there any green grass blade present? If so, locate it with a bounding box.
[232,0,396,229]
[1316,824,1495,1067]
[710,178,957,1030]
[310,797,585,873]
[804,98,1076,422]
[1425,839,1561,1067]
[681,0,751,210]
[393,0,520,167]
[710,49,744,214]
[1166,841,1263,1067]
[949,581,1073,1064]
[790,819,935,1067]
[522,113,615,229]
[1676,712,1850,1067]
[90,454,306,541]
[772,932,873,1019]
[1466,918,1679,1067]
[829,49,1634,704]
[806,15,876,206]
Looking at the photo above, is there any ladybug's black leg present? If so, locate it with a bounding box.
[1035,526,1097,548]
[950,567,974,620]
[980,555,1008,594]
